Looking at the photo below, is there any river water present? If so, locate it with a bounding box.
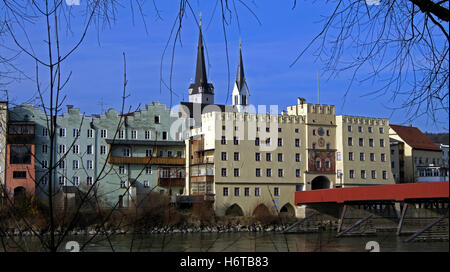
[2,232,448,252]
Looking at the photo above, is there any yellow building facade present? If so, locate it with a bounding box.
[184,97,396,217]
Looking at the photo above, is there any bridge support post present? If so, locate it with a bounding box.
[336,214,373,238]
[404,211,449,243]
[397,203,408,236]
[337,205,347,233]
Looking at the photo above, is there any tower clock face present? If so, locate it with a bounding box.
[318,127,325,136]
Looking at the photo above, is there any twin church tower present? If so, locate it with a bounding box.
[187,21,250,112]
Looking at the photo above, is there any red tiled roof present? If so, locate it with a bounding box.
[390,124,441,151]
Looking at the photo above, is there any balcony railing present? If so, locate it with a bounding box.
[191,157,214,164]
[108,156,185,165]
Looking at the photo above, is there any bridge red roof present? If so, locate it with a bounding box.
[295,182,449,205]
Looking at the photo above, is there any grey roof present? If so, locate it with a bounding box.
[105,139,185,146]
[189,27,214,95]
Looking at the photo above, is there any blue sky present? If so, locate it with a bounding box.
[4,0,448,132]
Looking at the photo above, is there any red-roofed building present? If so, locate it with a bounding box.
[389,124,447,183]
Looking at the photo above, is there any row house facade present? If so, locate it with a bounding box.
[4,101,186,208]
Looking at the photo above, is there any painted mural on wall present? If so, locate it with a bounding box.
[308,150,335,173]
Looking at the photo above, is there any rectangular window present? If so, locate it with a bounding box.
[234,136,239,145]
[123,148,131,157]
[371,170,376,179]
[359,138,364,147]
[278,169,283,177]
[221,136,226,145]
[154,116,160,124]
[234,168,239,177]
[278,153,283,162]
[167,150,173,157]
[119,165,126,174]
[120,181,126,188]
[256,168,261,177]
[42,160,48,168]
[119,130,125,139]
[349,170,354,179]
[296,169,301,177]
[162,131,168,140]
[337,152,341,161]
[360,152,365,161]
[274,187,279,197]
[349,152,354,161]
[59,144,66,154]
[358,126,363,133]
[87,176,93,186]
[73,176,79,186]
[368,127,373,133]
[59,160,65,169]
[73,128,80,138]
[221,152,227,161]
[277,138,283,147]
[255,188,260,197]
[379,127,384,134]
[244,187,250,197]
[59,128,66,137]
[381,153,386,162]
[382,171,387,179]
[255,137,260,146]
[73,160,79,169]
[348,137,353,146]
[143,180,149,188]
[295,153,300,162]
[42,144,48,154]
[380,139,385,147]
[295,128,299,133]
[221,168,227,177]
[234,187,240,197]
[87,129,93,138]
[348,125,352,132]
[100,129,107,138]
[255,153,261,161]
[145,149,153,157]
[370,153,375,161]
[369,139,374,147]
[266,168,272,177]
[73,145,79,154]
[87,160,93,169]
[234,152,239,161]
[100,145,107,155]
[13,171,26,179]
[131,130,137,139]
[146,166,152,174]
[295,139,300,147]
[43,128,49,137]
[145,130,151,139]
[361,170,366,179]
[87,145,93,155]
[59,176,65,185]
[223,187,228,196]
[266,153,271,162]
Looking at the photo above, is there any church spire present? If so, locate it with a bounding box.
[194,26,208,88]
[188,15,214,104]
[235,40,246,92]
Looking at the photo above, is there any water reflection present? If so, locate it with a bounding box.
[1,232,448,252]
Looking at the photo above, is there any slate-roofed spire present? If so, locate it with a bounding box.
[235,41,246,92]
[189,16,214,95]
